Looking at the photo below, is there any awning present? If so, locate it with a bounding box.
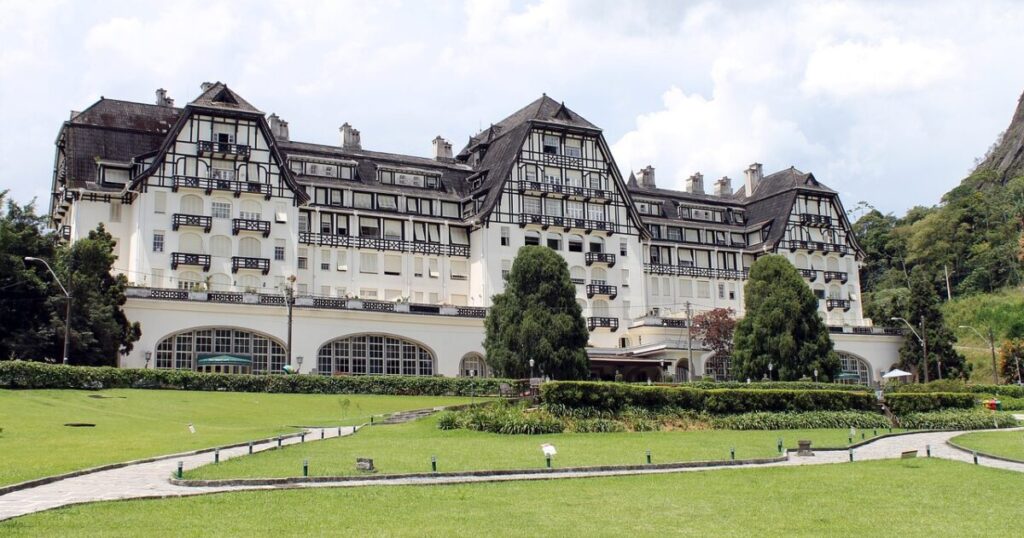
[197,354,252,367]
[835,372,862,380]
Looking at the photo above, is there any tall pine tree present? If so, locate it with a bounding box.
[484,246,589,379]
[898,266,970,381]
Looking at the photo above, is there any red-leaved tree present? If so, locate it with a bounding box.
[691,308,737,358]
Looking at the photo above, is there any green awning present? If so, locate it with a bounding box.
[836,372,861,380]
[197,354,252,366]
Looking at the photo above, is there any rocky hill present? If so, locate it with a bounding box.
[976,90,1024,183]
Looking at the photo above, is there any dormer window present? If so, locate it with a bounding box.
[543,135,560,155]
[98,163,131,187]
[565,139,582,158]
[215,132,234,144]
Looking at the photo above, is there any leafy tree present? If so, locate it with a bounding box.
[691,308,736,359]
[732,255,839,381]
[897,266,970,381]
[484,246,589,379]
[998,338,1024,384]
[0,192,57,360]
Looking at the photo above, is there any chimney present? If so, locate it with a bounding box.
[714,176,733,196]
[685,172,704,194]
[155,88,174,107]
[744,163,763,196]
[268,113,289,141]
[340,122,361,150]
[638,165,656,188]
[432,135,453,161]
[200,82,214,92]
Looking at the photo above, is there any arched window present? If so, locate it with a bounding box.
[179,233,203,254]
[238,274,260,292]
[589,236,605,253]
[591,267,607,282]
[208,273,231,292]
[570,266,586,283]
[210,235,231,257]
[525,230,541,246]
[317,334,435,377]
[240,199,262,220]
[546,232,562,250]
[704,354,732,381]
[180,194,203,215]
[154,327,285,374]
[459,353,489,377]
[576,298,588,314]
[837,352,871,385]
[826,256,839,272]
[177,271,202,290]
[592,299,609,317]
[239,237,261,257]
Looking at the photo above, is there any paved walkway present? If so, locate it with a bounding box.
[2,427,1022,522]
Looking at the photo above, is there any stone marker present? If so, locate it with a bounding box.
[797,440,813,457]
[356,458,375,471]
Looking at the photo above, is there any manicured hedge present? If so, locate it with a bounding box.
[673,381,873,392]
[710,411,891,430]
[0,360,525,397]
[884,392,978,415]
[899,409,1020,430]
[889,380,1024,399]
[540,381,877,414]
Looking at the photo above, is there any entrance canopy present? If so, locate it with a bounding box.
[197,354,253,367]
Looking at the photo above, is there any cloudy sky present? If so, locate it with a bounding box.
[2,0,1023,215]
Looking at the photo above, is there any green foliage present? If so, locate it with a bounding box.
[899,409,1020,430]
[437,402,564,435]
[0,360,525,396]
[710,411,891,431]
[570,418,627,433]
[897,266,970,381]
[732,255,839,381]
[540,381,876,414]
[484,246,589,379]
[888,379,1024,398]
[884,392,977,415]
[0,192,57,361]
[678,380,872,392]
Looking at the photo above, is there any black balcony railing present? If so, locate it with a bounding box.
[587,317,619,331]
[232,218,271,237]
[585,251,616,267]
[661,318,690,328]
[799,213,833,227]
[207,292,243,303]
[823,271,848,283]
[172,176,271,200]
[799,268,818,281]
[171,252,211,271]
[172,213,212,233]
[231,256,270,275]
[571,278,585,285]
[586,283,617,299]
[197,140,251,159]
[60,225,71,241]
[517,213,615,234]
[826,299,852,311]
[778,240,849,256]
[298,232,470,257]
[643,263,748,281]
[514,181,611,201]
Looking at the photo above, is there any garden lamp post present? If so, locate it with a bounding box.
[282,275,297,364]
[529,359,535,379]
[145,351,152,369]
[814,368,818,382]
[892,317,928,383]
[958,325,999,385]
[24,257,71,365]
[768,362,773,381]
[297,355,304,374]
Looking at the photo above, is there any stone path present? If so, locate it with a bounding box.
[2,427,1022,522]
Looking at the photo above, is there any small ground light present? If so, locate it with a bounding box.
[277,436,282,448]
[431,455,437,473]
[177,461,183,479]
[861,432,865,440]
[927,445,931,457]
[849,449,854,462]
[248,441,253,455]
[214,449,219,464]
[777,438,783,453]
[303,459,308,477]
[730,447,735,461]
[646,450,652,464]
[301,433,305,443]
[321,429,324,440]
[973,451,979,465]
[546,454,552,468]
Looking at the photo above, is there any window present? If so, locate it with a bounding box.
[154,192,166,214]
[210,235,231,257]
[543,135,560,155]
[547,233,562,250]
[378,195,398,211]
[414,257,424,278]
[383,220,402,240]
[238,237,261,257]
[317,335,434,377]
[298,248,308,270]
[354,192,373,209]
[451,260,468,280]
[522,196,542,215]
[441,202,459,218]
[568,235,583,252]
[360,253,378,274]
[109,202,122,222]
[566,201,584,220]
[360,217,380,238]
[565,139,582,158]
[298,213,309,233]
[274,239,285,261]
[500,227,510,246]
[156,328,284,374]
[667,227,682,242]
[428,258,439,278]
[211,166,235,182]
[212,202,231,219]
[586,204,604,222]
[525,231,540,246]
[152,231,164,252]
[383,255,402,276]
[450,227,469,245]
[502,259,512,281]
[544,198,562,217]
[337,251,348,271]
[718,283,725,299]
[321,250,331,271]
[619,239,627,257]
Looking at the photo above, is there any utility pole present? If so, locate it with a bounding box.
[24,257,72,365]
[921,315,929,384]
[943,265,952,301]
[989,327,999,385]
[283,275,296,367]
[685,301,693,382]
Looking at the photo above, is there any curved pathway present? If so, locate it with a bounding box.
[1,427,1022,522]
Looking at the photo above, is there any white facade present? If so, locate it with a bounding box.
[48,84,901,384]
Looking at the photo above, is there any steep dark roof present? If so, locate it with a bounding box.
[188,82,261,114]
[735,167,835,199]
[60,99,180,189]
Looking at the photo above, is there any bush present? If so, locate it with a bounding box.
[541,382,877,414]
[674,381,872,392]
[885,393,977,415]
[899,410,1020,430]
[437,402,564,435]
[710,411,891,430]
[0,360,526,397]
[889,380,1024,399]
[571,419,627,433]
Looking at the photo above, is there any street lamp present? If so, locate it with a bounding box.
[296,356,304,374]
[959,325,1002,384]
[282,275,297,364]
[768,362,774,381]
[24,257,71,365]
[145,351,152,369]
[814,368,819,382]
[892,317,929,383]
[529,359,535,379]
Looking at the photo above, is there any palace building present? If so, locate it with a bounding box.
[47,82,902,384]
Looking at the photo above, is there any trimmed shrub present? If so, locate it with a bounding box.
[571,419,627,433]
[0,360,526,397]
[540,381,704,411]
[710,411,891,430]
[899,410,1020,430]
[889,380,1024,399]
[440,402,564,435]
[703,389,876,414]
[671,381,872,392]
[885,393,977,415]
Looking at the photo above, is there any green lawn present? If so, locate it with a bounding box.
[951,430,1024,460]
[0,389,475,486]
[4,459,1020,536]
[186,414,903,479]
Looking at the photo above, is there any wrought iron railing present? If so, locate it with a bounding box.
[232,218,271,237]
[170,252,211,271]
[197,140,251,158]
[643,263,748,280]
[172,213,212,233]
[231,256,270,274]
[298,232,470,257]
[585,252,616,267]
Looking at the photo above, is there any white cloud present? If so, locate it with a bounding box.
[802,38,961,98]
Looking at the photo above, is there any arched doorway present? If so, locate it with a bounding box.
[704,354,733,381]
[459,353,489,377]
[317,334,435,376]
[836,351,871,385]
[154,327,285,374]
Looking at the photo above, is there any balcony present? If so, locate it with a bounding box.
[799,268,818,281]
[514,180,611,202]
[59,225,71,241]
[570,278,585,285]
[823,271,848,284]
[827,325,905,337]
[586,283,618,299]
[298,232,470,257]
[232,218,271,238]
[643,263,748,281]
[778,240,849,257]
[799,213,833,227]
[231,256,270,275]
[197,140,250,159]
[517,213,615,235]
[587,317,619,331]
[519,150,608,170]
[826,299,851,311]
[172,175,272,200]
[172,213,212,233]
[171,252,211,271]
[585,251,616,267]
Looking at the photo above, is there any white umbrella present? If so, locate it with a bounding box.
[882,369,912,379]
